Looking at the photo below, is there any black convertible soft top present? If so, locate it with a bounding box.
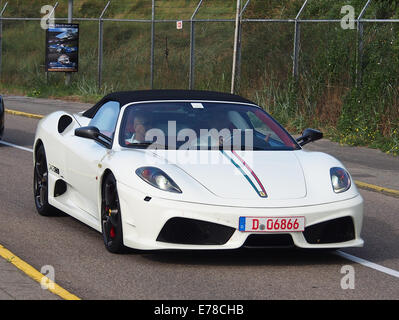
[82,90,256,118]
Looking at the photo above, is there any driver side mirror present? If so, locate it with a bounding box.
[75,126,112,148]
[296,128,323,146]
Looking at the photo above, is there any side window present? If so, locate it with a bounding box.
[89,101,120,138]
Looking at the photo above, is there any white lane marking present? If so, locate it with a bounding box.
[336,250,399,279]
[2,140,399,279]
[0,140,33,153]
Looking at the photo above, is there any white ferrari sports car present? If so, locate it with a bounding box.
[33,90,363,253]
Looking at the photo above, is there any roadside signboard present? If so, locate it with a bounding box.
[176,20,183,30]
[46,23,79,72]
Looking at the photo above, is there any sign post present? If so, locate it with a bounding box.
[98,1,111,91]
[0,2,9,80]
[231,0,241,94]
[65,0,73,85]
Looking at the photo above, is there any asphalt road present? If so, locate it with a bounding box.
[0,113,398,300]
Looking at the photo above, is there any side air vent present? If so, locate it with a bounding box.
[157,217,235,245]
[58,115,73,134]
[54,179,67,197]
[303,216,355,244]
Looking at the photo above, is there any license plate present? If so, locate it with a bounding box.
[239,216,305,232]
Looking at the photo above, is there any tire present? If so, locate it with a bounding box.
[33,144,57,216]
[101,173,126,254]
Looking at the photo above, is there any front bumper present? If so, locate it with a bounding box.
[118,182,364,250]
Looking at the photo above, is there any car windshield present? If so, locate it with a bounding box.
[119,102,300,151]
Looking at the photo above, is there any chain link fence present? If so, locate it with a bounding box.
[0,0,397,109]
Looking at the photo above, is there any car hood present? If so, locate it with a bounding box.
[164,150,307,200]
[112,149,360,207]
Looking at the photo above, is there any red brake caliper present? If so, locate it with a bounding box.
[110,227,116,239]
[105,206,116,239]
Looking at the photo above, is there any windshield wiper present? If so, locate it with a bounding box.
[221,145,267,151]
[128,142,168,149]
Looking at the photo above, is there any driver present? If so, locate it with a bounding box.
[125,113,151,144]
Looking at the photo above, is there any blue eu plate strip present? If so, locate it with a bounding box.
[239,217,246,231]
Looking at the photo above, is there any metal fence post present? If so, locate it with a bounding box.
[98,1,111,91]
[292,21,300,79]
[68,0,73,23]
[357,22,364,87]
[45,2,59,85]
[236,0,250,92]
[292,0,308,80]
[47,2,58,26]
[189,0,204,90]
[0,2,8,80]
[231,0,241,94]
[48,2,58,26]
[65,0,73,85]
[357,0,372,88]
[150,0,155,89]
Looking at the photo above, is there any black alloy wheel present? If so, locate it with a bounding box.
[34,144,56,216]
[101,173,126,253]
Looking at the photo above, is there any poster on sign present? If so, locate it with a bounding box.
[46,23,79,72]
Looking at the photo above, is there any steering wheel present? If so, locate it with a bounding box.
[219,130,271,150]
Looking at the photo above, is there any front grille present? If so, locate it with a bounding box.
[243,234,294,248]
[156,217,235,245]
[303,216,355,244]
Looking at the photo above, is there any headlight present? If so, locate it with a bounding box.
[136,167,182,193]
[330,167,351,193]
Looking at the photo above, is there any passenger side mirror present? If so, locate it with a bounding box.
[296,128,323,146]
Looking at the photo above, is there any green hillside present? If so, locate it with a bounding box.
[0,0,398,155]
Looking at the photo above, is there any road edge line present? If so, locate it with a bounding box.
[0,244,81,300]
[355,180,399,198]
[5,109,44,119]
[335,250,399,278]
[0,140,33,153]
